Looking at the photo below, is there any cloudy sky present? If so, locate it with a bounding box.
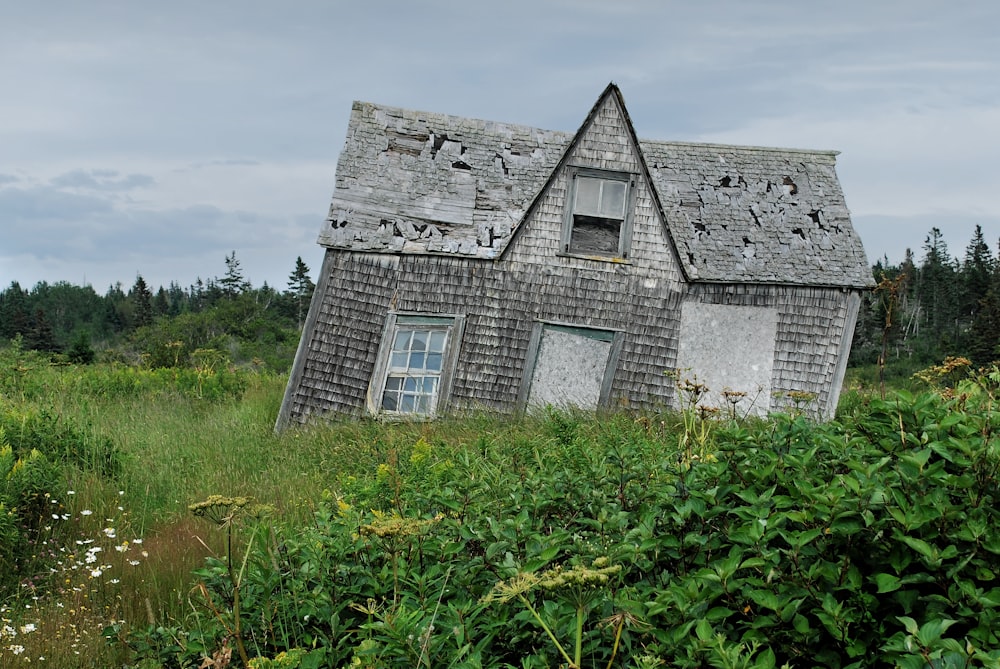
[2,1,997,293]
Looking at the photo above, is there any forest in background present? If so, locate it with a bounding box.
[0,253,315,372]
[2,224,1000,373]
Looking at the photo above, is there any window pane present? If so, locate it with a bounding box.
[400,394,415,412]
[393,330,411,351]
[385,377,402,391]
[390,352,408,369]
[404,377,418,392]
[410,352,425,369]
[411,331,427,351]
[426,352,442,371]
[381,392,398,411]
[429,331,447,352]
[571,215,622,255]
[600,180,627,218]
[575,177,601,216]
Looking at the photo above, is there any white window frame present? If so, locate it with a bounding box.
[368,313,465,418]
[560,166,637,260]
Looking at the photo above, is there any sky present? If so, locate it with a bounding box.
[2,0,998,293]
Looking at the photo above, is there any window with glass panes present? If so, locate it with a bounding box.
[380,327,449,414]
[563,168,634,258]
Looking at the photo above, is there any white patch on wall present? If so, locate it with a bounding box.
[527,327,613,409]
[676,302,777,417]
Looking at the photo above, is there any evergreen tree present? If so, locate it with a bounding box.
[189,278,207,312]
[153,287,170,317]
[167,282,186,316]
[285,256,315,329]
[67,331,96,364]
[961,225,994,322]
[104,283,127,334]
[0,281,30,340]
[969,237,1000,365]
[25,308,58,353]
[219,251,250,297]
[130,275,154,329]
[916,227,958,351]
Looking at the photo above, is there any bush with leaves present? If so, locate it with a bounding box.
[127,370,1000,668]
[0,427,64,597]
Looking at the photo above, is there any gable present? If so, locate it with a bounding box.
[498,87,684,281]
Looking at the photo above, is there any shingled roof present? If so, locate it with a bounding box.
[318,88,873,289]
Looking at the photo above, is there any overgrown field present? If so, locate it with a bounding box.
[2,346,1000,668]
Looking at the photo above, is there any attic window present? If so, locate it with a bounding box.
[369,314,464,418]
[562,167,635,259]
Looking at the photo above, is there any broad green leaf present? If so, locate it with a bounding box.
[705,606,735,622]
[897,616,920,636]
[695,618,714,642]
[899,535,936,561]
[875,573,902,593]
[916,618,957,647]
[792,613,811,635]
[747,589,780,611]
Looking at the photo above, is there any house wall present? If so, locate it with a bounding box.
[277,248,857,427]
[278,246,688,428]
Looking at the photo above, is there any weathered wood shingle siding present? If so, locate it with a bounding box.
[282,253,399,421]
[281,249,686,425]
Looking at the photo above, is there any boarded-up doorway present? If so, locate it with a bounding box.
[518,323,623,410]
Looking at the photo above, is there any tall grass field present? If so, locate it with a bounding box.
[2,345,1000,668]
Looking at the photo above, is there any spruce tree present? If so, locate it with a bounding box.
[130,275,154,329]
[0,281,30,340]
[286,256,315,330]
[969,237,1000,365]
[219,251,250,297]
[25,308,58,353]
[961,225,994,321]
[917,227,958,352]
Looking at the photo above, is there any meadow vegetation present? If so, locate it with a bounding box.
[2,341,1000,668]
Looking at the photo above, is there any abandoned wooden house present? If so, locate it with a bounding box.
[275,83,873,430]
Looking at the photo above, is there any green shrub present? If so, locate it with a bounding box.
[0,429,64,596]
[0,405,122,479]
[125,388,1000,668]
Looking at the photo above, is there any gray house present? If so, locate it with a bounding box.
[276,84,873,430]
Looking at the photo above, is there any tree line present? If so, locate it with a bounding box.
[851,224,1000,368]
[3,226,999,373]
[0,253,315,371]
